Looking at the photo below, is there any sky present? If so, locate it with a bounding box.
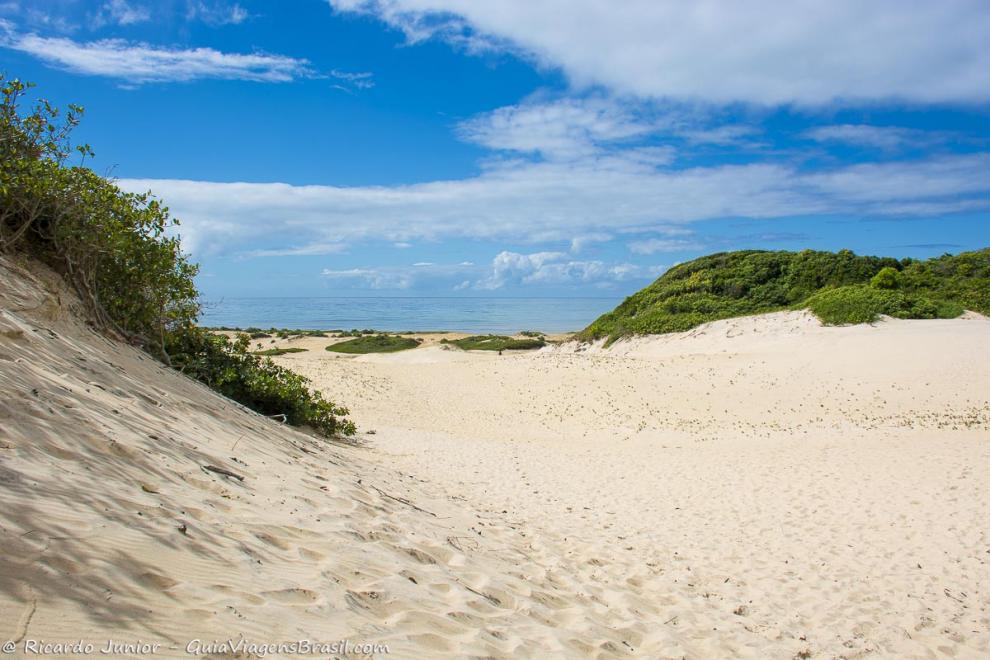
[1,0,989,298]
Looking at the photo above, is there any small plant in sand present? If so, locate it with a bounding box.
[253,347,309,356]
[326,334,421,354]
[443,335,546,351]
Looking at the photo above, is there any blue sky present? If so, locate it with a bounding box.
[2,0,989,298]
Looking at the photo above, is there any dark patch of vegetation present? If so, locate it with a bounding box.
[253,347,309,356]
[580,248,990,343]
[205,326,328,338]
[334,328,379,337]
[326,334,421,354]
[804,285,964,324]
[442,335,546,351]
[1,76,353,438]
[168,331,354,436]
[519,330,545,338]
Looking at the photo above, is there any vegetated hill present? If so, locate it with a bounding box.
[580,248,990,343]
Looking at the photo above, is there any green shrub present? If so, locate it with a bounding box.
[326,334,420,353]
[804,285,958,324]
[870,267,900,290]
[1,75,354,438]
[446,335,546,351]
[167,330,354,436]
[1,77,198,357]
[253,347,308,356]
[580,248,987,342]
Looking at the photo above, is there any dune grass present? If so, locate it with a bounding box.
[443,335,546,351]
[326,334,421,354]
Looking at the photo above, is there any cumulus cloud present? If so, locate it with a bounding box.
[329,0,990,105]
[458,97,656,161]
[473,251,655,290]
[0,24,314,83]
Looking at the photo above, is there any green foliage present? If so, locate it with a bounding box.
[1,75,354,438]
[334,328,378,337]
[253,347,308,356]
[442,335,546,351]
[167,329,354,437]
[1,75,198,356]
[580,248,989,342]
[326,334,421,353]
[870,267,900,290]
[805,285,963,324]
[519,330,545,338]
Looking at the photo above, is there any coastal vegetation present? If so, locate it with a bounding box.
[326,334,421,353]
[0,75,354,437]
[253,347,309,356]
[581,248,990,343]
[442,335,546,351]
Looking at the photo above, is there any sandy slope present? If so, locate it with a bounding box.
[280,311,990,659]
[2,257,989,659]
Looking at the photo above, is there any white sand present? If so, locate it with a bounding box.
[1,257,989,658]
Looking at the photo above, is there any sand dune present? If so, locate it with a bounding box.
[2,257,989,658]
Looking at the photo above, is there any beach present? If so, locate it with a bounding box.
[1,259,989,657]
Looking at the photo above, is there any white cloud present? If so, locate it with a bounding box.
[120,152,990,257]
[678,125,760,146]
[628,238,706,255]
[804,124,923,150]
[0,26,314,83]
[329,0,990,105]
[473,250,652,290]
[185,1,249,26]
[329,68,375,89]
[319,261,478,290]
[569,232,612,253]
[247,242,348,257]
[458,97,655,161]
[320,267,413,289]
[91,0,150,28]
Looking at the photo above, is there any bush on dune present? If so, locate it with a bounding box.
[804,285,963,325]
[326,334,421,353]
[0,75,354,438]
[581,248,990,343]
[443,335,546,351]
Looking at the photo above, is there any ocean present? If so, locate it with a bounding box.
[198,297,622,334]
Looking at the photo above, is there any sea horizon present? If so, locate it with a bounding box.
[198,295,622,334]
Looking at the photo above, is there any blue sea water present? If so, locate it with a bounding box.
[199,297,621,334]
